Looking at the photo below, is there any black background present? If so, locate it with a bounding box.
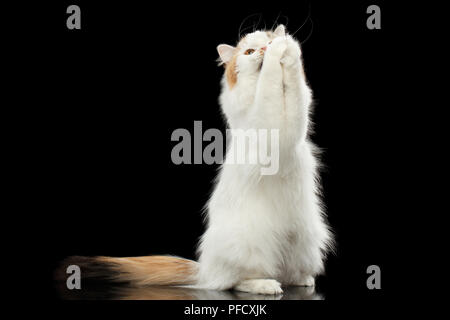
[10,0,423,308]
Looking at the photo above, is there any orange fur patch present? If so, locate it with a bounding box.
[98,255,198,286]
[225,55,238,89]
[112,286,200,300]
[223,35,249,89]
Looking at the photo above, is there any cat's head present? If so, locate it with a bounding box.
[217,24,286,90]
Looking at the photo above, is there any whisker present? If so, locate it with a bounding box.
[271,11,282,30]
[253,13,263,32]
[238,13,261,39]
[300,17,314,45]
[291,3,311,37]
[281,15,289,30]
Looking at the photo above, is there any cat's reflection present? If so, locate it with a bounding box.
[58,284,323,300]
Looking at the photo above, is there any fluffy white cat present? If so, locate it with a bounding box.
[60,25,333,296]
[196,24,333,294]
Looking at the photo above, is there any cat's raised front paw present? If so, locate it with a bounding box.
[281,35,301,66]
[266,37,287,59]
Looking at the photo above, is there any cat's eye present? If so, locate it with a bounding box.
[244,49,255,55]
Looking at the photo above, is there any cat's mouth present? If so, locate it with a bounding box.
[258,53,265,71]
[258,58,264,71]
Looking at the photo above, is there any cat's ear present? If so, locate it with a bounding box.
[273,24,286,37]
[217,44,236,64]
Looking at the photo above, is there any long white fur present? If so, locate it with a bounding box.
[196,25,333,295]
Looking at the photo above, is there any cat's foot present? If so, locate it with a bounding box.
[280,35,301,67]
[266,37,287,60]
[234,279,283,295]
[293,275,315,287]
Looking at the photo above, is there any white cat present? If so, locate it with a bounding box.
[196,24,333,294]
[61,25,333,296]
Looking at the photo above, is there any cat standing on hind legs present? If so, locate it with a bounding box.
[196,24,333,295]
[57,25,333,296]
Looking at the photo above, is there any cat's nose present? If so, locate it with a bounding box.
[260,46,267,52]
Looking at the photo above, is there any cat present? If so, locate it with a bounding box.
[58,25,333,296]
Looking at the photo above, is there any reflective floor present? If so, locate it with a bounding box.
[57,284,323,300]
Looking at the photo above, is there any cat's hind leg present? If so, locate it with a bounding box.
[291,274,315,287]
[234,279,283,295]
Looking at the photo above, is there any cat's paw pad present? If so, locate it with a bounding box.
[235,279,283,295]
[294,275,315,287]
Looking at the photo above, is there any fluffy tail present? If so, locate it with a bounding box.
[56,255,199,287]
